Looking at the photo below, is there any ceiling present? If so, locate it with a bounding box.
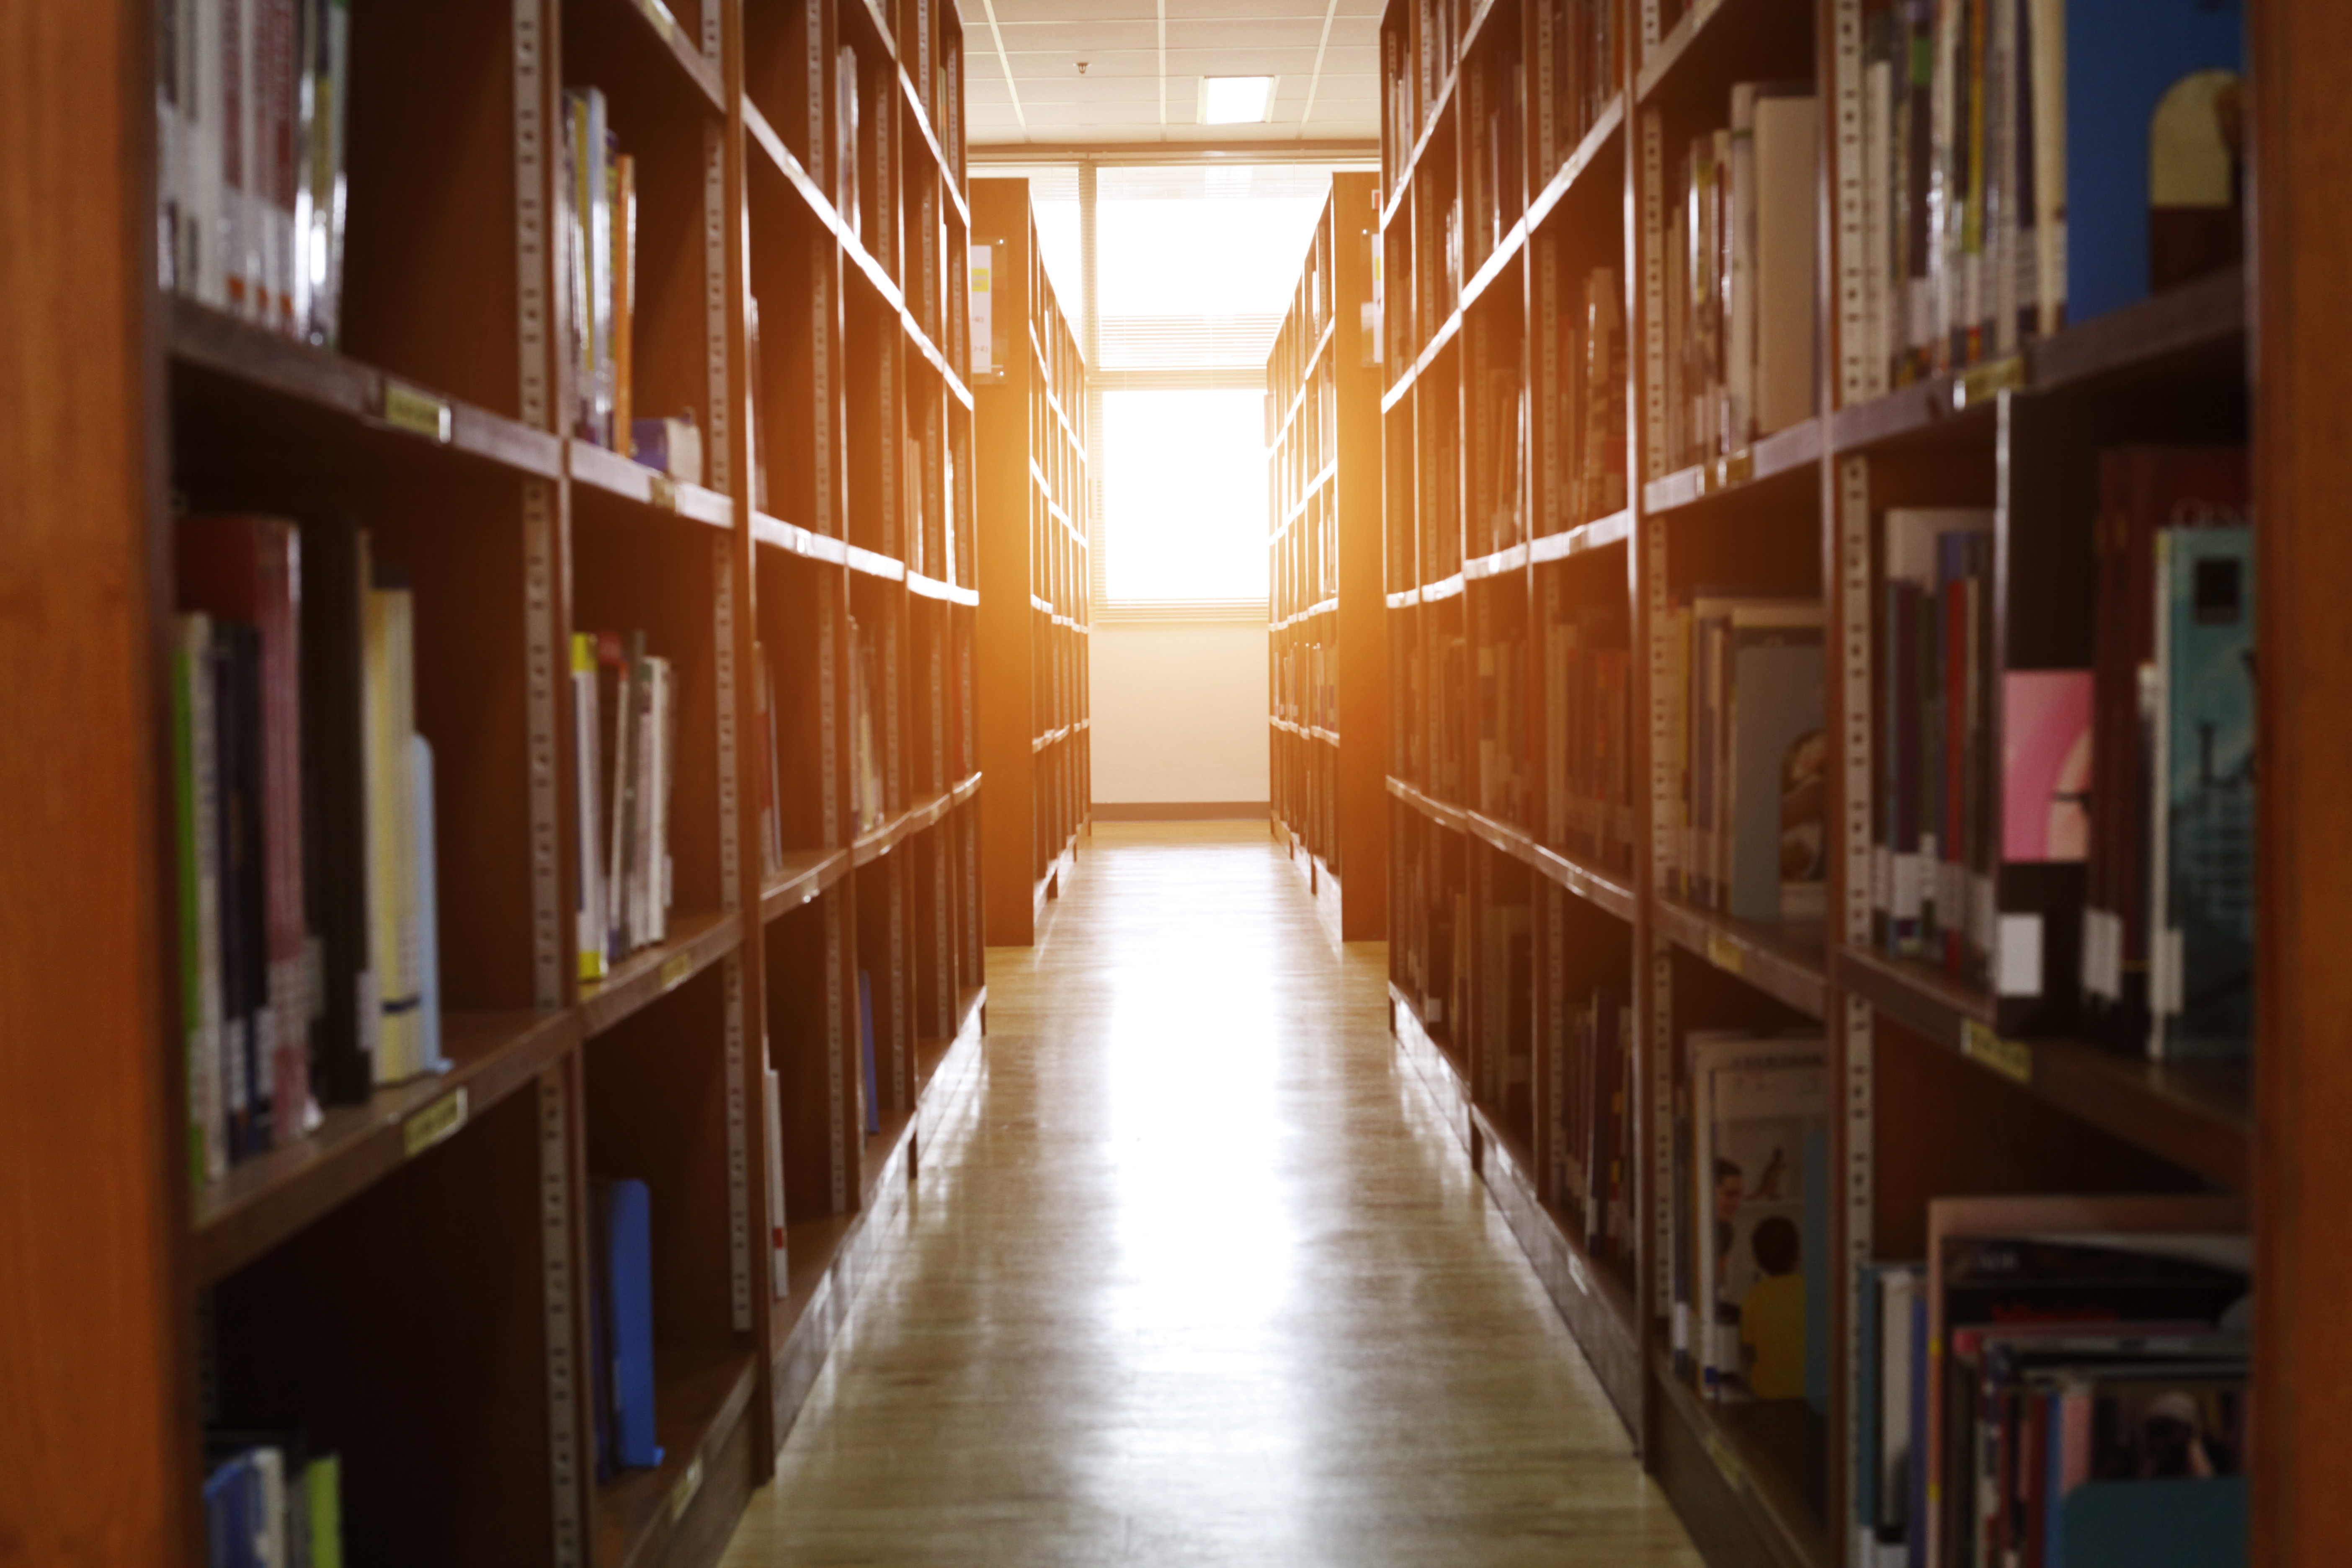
[960,0,1384,150]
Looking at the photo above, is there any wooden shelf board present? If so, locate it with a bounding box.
[578,909,742,1038]
[619,0,724,114]
[1388,984,1647,1428]
[1831,945,2250,1188]
[591,1346,755,1568]
[1273,320,1338,437]
[1526,96,1627,235]
[907,568,978,606]
[167,297,563,479]
[1270,458,1341,539]
[1460,218,1527,315]
[1463,541,1529,581]
[1650,1340,1832,1568]
[752,510,849,567]
[570,438,732,529]
[1421,570,1465,603]
[1652,899,1828,1019]
[192,1007,578,1284]
[1643,417,1822,515]
[845,542,907,583]
[894,67,970,232]
[850,780,974,868]
[1529,508,1633,563]
[1387,779,1638,922]
[759,847,851,924]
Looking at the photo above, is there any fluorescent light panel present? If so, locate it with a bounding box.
[1201,76,1276,125]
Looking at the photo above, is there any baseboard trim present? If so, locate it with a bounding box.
[1090,800,1271,822]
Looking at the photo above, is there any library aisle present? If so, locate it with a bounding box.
[717,823,1701,1565]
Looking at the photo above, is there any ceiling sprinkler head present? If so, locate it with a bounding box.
[1075,59,1089,74]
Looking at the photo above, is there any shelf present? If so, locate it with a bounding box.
[1386,779,1639,923]
[1636,0,1813,113]
[1269,717,1342,747]
[759,847,852,924]
[192,1008,579,1285]
[570,438,734,529]
[1643,417,1822,515]
[1271,595,1339,632]
[1377,0,1511,229]
[591,1347,756,1568]
[618,0,724,114]
[850,775,979,867]
[894,66,970,231]
[1530,508,1633,562]
[845,543,906,583]
[1273,319,1338,437]
[1462,541,1528,582]
[1827,268,2247,456]
[1388,984,1646,1429]
[577,909,743,1038]
[1420,571,1465,603]
[1651,899,1828,1019]
[1381,309,1462,415]
[1269,459,1340,540]
[1832,945,2250,1189]
[167,297,564,480]
[1525,96,1627,236]
[907,569,978,606]
[1461,219,1527,315]
[752,510,850,567]
[1650,1341,1831,1568]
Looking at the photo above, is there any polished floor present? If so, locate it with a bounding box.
[718,822,1703,1565]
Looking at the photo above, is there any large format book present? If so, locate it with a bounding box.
[592,1178,664,1473]
[172,614,228,1181]
[1727,83,1815,444]
[2148,524,2254,1060]
[2080,448,2248,1052]
[1689,1031,1826,1400]
[298,518,375,1106]
[1725,602,1826,924]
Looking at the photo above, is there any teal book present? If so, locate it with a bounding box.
[2151,526,2254,1060]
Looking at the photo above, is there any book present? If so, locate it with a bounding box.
[765,1062,789,1299]
[592,1177,664,1472]
[364,565,423,1082]
[298,518,376,1105]
[859,970,880,1135]
[172,614,228,1181]
[1725,602,1826,924]
[2149,524,2254,1060]
[200,1432,341,1568]
[1688,1030,1826,1400]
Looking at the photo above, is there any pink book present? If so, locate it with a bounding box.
[2003,670,2093,862]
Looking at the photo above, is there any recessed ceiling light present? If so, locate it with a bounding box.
[1200,76,1277,125]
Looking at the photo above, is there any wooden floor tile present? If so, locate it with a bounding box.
[717,823,1702,1566]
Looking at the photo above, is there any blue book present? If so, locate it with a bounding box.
[2152,526,2254,1058]
[598,1178,664,1470]
[201,1452,262,1568]
[2063,0,2246,326]
[859,970,880,1135]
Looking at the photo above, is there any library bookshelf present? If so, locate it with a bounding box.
[972,177,1091,946]
[1268,171,1390,944]
[1,1,984,1564]
[1376,0,2278,1565]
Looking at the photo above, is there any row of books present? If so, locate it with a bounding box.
[567,632,681,981]
[171,517,447,1184]
[1465,306,1530,559]
[1532,0,1620,174]
[1660,596,1829,925]
[849,615,889,836]
[1553,978,1635,1263]
[1867,449,2254,1061]
[1539,260,1628,530]
[1275,640,1339,732]
[157,0,350,345]
[1674,1030,1829,1403]
[1474,617,1533,824]
[1850,0,2244,397]
[1462,54,1527,285]
[1852,1196,2249,1568]
[1272,353,1338,528]
[1273,499,1338,615]
[1663,83,1820,469]
[203,1434,341,1568]
[1540,591,1635,874]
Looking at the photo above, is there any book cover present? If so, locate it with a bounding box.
[2151,526,2254,1060]
[597,1177,664,1470]
[1689,1031,1826,1400]
[1725,604,1826,925]
[2001,670,2092,863]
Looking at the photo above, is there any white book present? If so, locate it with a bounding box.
[1689,1030,1827,1399]
[1862,57,1894,400]
[180,615,228,1181]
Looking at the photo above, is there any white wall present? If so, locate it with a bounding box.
[1088,620,1268,805]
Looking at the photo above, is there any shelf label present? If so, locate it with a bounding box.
[1961,1019,2033,1086]
[383,381,452,444]
[1952,356,2024,410]
[1568,1252,1592,1297]
[1702,1424,1746,1491]
[403,1086,469,1158]
[668,1455,704,1521]
[649,473,678,512]
[1705,932,1745,977]
[660,952,696,991]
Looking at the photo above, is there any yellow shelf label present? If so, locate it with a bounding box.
[383,381,452,444]
[403,1086,469,1158]
[1962,1019,2033,1086]
[660,952,695,991]
[669,1455,705,1521]
[649,473,678,512]
[1705,932,1745,976]
[1952,356,2024,410]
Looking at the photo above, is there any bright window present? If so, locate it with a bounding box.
[1101,389,1271,605]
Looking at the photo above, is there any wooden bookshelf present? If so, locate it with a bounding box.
[1,0,986,1563]
[1268,173,1390,944]
[972,177,1091,945]
[1377,0,2270,1564]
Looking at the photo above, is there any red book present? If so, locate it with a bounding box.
[178,516,313,1144]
